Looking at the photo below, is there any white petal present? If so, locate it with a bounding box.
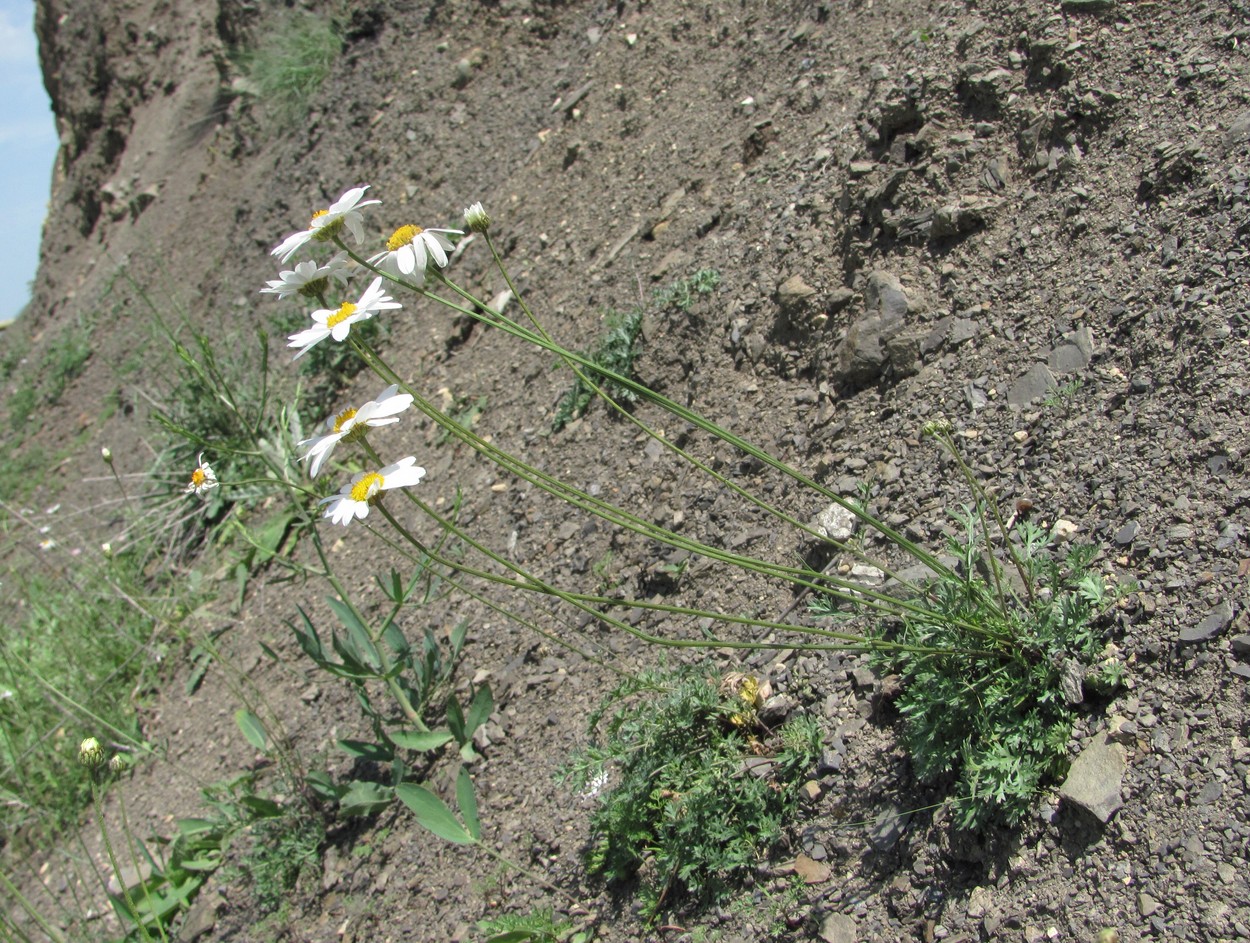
[394,246,414,275]
[423,232,449,269]
[272,230,311,262]
[381,465,426,490]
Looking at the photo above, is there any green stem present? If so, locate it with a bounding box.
[352,337,1007,645]
[90,778,156,943]
[335,237,954,582]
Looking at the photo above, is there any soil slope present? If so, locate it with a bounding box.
[6,0,1250,941]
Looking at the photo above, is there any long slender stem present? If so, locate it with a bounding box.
[353,337,1010,646]
[90,779,155,943]
[335,237,955,582]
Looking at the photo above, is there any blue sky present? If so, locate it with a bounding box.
[0,0,58,325]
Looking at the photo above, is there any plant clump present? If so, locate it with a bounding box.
[564,667,822,922]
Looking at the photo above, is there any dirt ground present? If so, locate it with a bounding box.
[5,0,1250,940]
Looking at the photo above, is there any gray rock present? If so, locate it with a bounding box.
[868,803,911,850]
[949,316,979,346]
[1059,731,1126,823]
[1114,521,1139,545]
[1048,325,1095,374]
[1231,634,1250,657]
[820,913,858,943]
[866,269,911,321]
[1223,109,1250,150]
[178,892,224,943]
[833,271,913,384]
[931,199,993,239]
[827,287,856,312]
[778,273,819,315]
[883,328,925,377]
[1179,601,1234,644]
[1007,363,1056,406]
[1062,0,1116,10]
[1060,658,1086,705]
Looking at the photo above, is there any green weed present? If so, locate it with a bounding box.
[0,546,176,843]
[552,308,644,432]
[551,270,719,431]
[477,907,593,943]
[652,268,721,313]
[565,667,821,922]
[236,13,342,126]
[826,508,1124,829]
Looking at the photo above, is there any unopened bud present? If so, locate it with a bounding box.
[921,419,953,438]
[463,201,491,233]
[101,447,113,464]
[79,737,104,769]
[108,755,125,773]
[101,542,113,557]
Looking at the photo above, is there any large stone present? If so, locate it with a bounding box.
[777,273,819,315]
[1224,109,1250,150]
[1059,731,1126,823]
[1048,325,1095,374]
[820,913,858,943]
[1007,363,1056,406]
[833,271,913,384]
[1180,601,1234,644]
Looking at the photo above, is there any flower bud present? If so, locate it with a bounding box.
[921,419,953,438]
[108,755,125,773]
[79,737,104,769]
[101,447,113,465]
[101,542,113,557]
[463,202,491,233]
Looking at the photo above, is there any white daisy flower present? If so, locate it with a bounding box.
[287,276,401,360]
[185,453,218,496]
[298,384,414,478]
[319,456,426,526]
[463,202,490,233]
[368,224,461,282]
[272,186,382,263]
[261,253,352,300]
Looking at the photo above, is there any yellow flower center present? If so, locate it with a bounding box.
[350,472,384,503]
[310,208,329,225]
[387,225,424,251]
[190,468,207,487]
[332,408,357,433]
[326,302,357,328]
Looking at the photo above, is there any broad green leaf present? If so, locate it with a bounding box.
[395,784,474,845]
[339,780,395,817]
[456,765,480,841]
[336,739,394,762]
[175,818,221,837]
[465,683,494,735]
[389,730,454,752]
[304,770,345,801]
[326,595,381,669]
[234,710,268,752]
[176,853,222,872]
[239,795,283,818]
[446,695,466,743]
